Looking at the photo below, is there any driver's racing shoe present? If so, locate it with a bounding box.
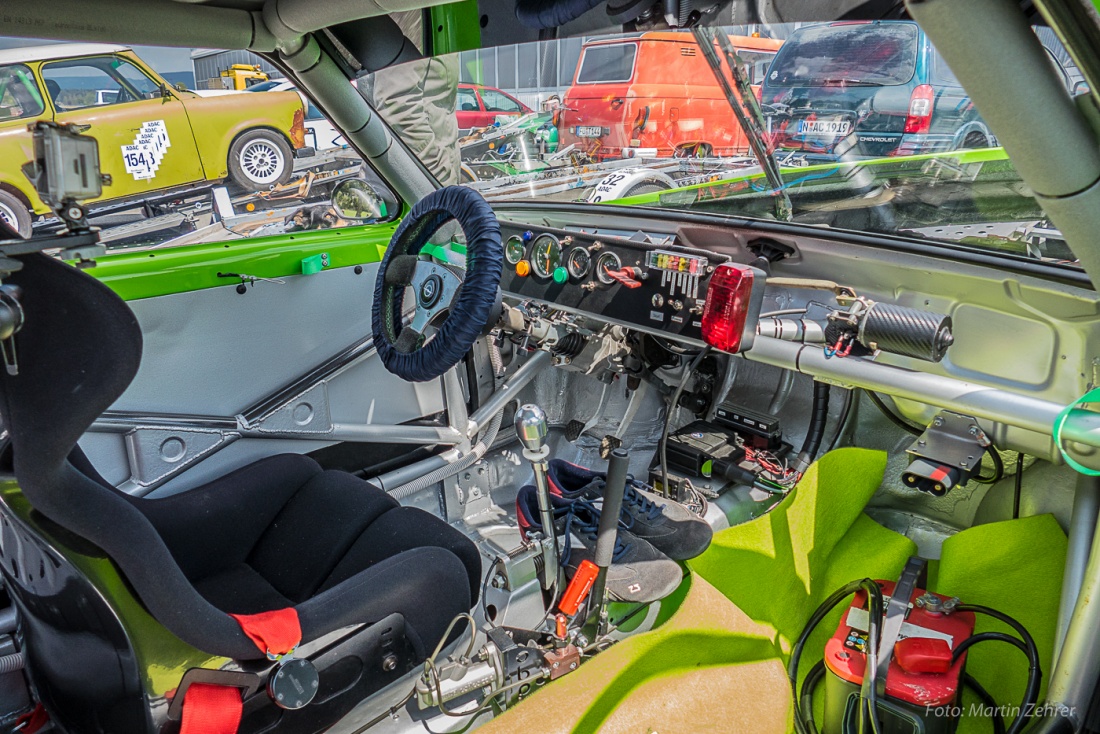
[547,459,713,561]
[516,486,682,605]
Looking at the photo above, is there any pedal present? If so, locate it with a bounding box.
[564,419,585,442]
[599,435,623,459]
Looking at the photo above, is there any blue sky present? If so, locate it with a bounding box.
[0,38,196,73]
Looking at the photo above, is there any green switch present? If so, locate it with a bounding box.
[552,266,569,284]
[301,252,330,275]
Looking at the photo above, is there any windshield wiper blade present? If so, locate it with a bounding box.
[818,77,877,86]
[692,26,792,221]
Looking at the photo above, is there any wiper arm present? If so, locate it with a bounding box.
[692,25,791,221]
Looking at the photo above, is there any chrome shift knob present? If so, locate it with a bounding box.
[514,404,548,452]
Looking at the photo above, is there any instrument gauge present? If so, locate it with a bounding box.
[566,247,591,280]
[531,234,562,279]
[505,235,526,265]
[595,251,622,284]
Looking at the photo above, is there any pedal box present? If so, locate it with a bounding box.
[714,402,781,450]
[665,420,744,476]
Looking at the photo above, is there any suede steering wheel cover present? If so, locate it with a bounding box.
[372,186,502,383]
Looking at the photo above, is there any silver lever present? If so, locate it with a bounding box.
[515,404,559,590]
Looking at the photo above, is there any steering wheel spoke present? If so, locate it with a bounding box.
[407,260,462,333]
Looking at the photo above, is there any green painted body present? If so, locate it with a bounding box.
[0,481,224,697]
[429,1,483,54]
[88,220,396,300]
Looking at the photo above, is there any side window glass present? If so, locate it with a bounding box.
[481,89,521,112]
[41,57,160,110]
[0,64,45,121]
[457,88,479,111]
[737,51,775,85]
[113,59,162,100]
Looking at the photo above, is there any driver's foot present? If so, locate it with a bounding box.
[547,459,713,561]
[516,486,683,605]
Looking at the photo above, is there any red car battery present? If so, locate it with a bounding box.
[822,580,976,734]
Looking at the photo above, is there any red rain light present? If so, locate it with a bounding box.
[701,264,759,353]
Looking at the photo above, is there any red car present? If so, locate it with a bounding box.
[456,83,532,131]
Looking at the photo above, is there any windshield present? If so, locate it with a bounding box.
[365,22,1081,268]
[765,22,919,87]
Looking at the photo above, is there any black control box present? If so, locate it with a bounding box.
[665,420,744,476]
[714,402,782,450]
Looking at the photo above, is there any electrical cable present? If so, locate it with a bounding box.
[659,347,712,499]
[972,446,1005,484]
[798,660,827,734]
[964,674,1007,734]
[795,381,831,473]
[790,578,883,734]
[955,605,1041,734]
[825,387,854,453]
[864,390,923,436]
[1013,452,1026,519]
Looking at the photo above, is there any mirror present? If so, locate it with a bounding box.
[1073,79,1091,96]
[331,178,388,222]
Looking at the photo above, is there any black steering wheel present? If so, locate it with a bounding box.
[371,186,503,382]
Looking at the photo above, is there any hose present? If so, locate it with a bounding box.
[387,409,505,501]
[489,339,505,379]
[0,652,24,675]
[795,382,830,474]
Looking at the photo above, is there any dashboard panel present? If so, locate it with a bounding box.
[497,221,732,342]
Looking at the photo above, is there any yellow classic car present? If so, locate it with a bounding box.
[0,43,306,235]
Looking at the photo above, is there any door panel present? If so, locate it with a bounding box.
[81,263,446,497]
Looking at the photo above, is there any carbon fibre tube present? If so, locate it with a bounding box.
[857,303,954,363]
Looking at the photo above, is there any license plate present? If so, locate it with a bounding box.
[798,119,851,136]
[575,126,604,138]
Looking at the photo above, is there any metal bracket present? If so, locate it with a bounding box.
[239,381,334,436]
[124,426,236,489]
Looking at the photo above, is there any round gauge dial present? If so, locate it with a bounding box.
[596,251,622,284]
[566,247,591,280]
[531,234,562,278]
[505,235,526,265]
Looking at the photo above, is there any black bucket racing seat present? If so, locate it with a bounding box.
[0,253,481,734]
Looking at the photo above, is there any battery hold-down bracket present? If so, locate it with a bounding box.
[903,411,991,496]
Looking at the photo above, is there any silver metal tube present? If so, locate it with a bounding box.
[443,367,472,452]
[469,351,552,435]
[746,337,1098,447]
[1047,515,1100,725]
[373,452,456,492]
[1055,475,1100,667]
[324,423,465,445]
[0,607,17,635]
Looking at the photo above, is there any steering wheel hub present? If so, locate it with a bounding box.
[419,273,444,309]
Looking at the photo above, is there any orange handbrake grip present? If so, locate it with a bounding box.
[604,267,642,289]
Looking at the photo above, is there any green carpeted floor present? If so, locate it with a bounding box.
[479,447,1067,734]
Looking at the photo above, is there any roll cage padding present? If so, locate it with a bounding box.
[372,186,502,383]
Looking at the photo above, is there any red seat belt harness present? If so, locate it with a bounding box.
[177,608,318,734]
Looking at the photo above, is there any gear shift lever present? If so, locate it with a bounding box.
[515,404,559,590]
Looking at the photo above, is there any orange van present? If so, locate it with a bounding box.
[560,32,782,160]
